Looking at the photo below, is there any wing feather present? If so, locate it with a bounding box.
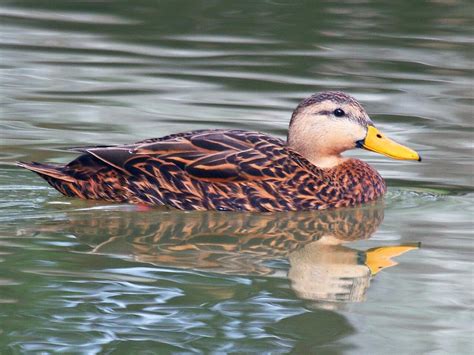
[84,147,133,173]
[67,130,297,183]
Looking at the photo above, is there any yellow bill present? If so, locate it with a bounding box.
[358,125,421,161]
[365,244,419,275]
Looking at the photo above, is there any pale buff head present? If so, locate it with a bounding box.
[287,91,373,168]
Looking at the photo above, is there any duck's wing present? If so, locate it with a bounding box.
[74,130,295,183]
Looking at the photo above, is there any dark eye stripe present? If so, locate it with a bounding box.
[314,109,346,117]
[314,110,369,126]
[317,110,333,116]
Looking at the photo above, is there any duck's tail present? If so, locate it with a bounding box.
[17,160,131,202]
[17,161,75,182]
[16,161,81,198]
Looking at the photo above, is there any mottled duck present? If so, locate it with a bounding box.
[18,92,421,211]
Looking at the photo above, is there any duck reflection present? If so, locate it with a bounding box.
[56,202,417,304]
[288,239,416,304]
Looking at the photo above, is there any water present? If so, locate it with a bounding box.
[0,0,473,353]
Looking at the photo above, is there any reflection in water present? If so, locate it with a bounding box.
[41,202,417,305]
[289,239,417,306]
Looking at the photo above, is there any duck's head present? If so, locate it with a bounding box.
[287,91,421,168]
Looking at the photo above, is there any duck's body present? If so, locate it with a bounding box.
[18,129,385,211]
[18,92,420,212]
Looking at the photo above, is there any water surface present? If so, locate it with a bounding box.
[0,0,473,353]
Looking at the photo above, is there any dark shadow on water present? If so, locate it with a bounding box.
[268,310,357,353]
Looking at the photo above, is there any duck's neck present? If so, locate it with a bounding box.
[308,155,350,169]
[287,127,350,169]
[287,141,349,169]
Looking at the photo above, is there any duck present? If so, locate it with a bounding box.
[17,91,421,212]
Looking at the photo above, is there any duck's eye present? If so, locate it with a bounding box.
[333,108,345,117]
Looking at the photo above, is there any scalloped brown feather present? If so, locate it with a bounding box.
[18,129,386,211]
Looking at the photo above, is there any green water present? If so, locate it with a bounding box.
[0,0,473,353]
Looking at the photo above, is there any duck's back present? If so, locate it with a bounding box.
[18,129,385,211]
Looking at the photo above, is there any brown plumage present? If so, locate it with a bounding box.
[17,91,421,212]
